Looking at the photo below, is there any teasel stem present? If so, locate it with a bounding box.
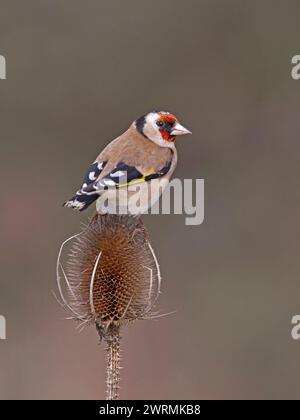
[97,322,122,400]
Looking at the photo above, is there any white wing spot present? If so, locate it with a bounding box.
[97,162,103,170]
[111,170,125,178]
[103,179,116,186]
[89,171,97,181]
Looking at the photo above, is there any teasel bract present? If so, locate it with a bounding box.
[56,214,161,400]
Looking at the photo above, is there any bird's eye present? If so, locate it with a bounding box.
[156,120,164,127]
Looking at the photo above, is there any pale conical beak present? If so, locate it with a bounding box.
[170,122,192,136]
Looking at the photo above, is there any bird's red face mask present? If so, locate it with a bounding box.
[157,114,191,142]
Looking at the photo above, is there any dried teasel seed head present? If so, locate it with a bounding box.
[56,213,163,400]
[57,214,161,334]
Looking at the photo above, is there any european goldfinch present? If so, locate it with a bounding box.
[63,111,191,213]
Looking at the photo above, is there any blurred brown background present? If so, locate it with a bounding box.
[0,0,300,400]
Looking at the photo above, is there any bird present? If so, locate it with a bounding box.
[63,111,191,214]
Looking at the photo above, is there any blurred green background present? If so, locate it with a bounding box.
[0,0,300,400]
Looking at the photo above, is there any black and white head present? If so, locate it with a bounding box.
[135,111,191,148]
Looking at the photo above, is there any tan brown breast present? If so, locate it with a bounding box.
[96,124,175,178]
